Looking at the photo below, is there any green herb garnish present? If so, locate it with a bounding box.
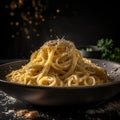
[97,38,120,63]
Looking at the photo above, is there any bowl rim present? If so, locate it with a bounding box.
[79,45,100,52]
[0,59,120,90]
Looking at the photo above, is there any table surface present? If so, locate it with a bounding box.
[0,59,120,120]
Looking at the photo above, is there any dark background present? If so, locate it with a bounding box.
[0,0,120,59]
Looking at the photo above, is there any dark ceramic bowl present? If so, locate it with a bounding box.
[0,59,120,106]
[79,45,101,58]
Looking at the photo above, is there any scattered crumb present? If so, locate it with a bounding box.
[16,109,29,117]
[24,111,40,119]
[16,109,40,119]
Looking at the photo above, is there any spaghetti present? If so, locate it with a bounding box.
[6,39,110,87]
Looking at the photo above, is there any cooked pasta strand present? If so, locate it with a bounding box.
[6,39,111,86]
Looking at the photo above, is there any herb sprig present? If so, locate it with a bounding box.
[97,38,120,63]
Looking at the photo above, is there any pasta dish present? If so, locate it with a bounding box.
[6,39,111,87]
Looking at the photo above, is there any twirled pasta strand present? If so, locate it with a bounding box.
[6,39,110,86]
